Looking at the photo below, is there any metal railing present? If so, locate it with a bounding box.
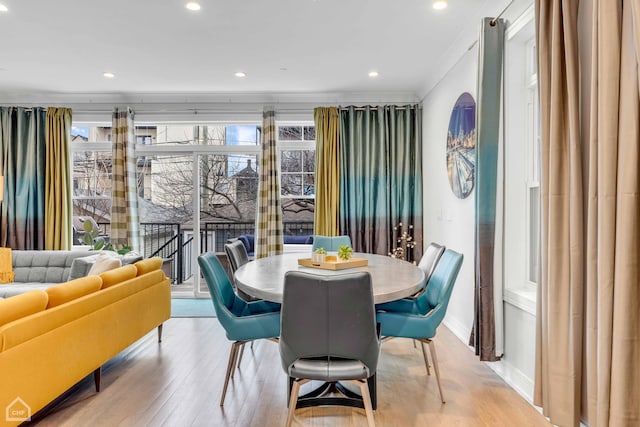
[201,221,314,253]
[94,220,313,286]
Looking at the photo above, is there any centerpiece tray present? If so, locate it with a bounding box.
[298,256,368,270]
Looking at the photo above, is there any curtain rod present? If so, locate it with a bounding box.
[490,0,515,26]
[338,105,419,111]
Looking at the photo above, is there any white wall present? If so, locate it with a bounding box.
[422,46,478,342]
[421,29,538,402]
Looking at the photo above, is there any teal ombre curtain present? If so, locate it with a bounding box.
[0,107,46,249]
[339,105,423,261]
[255,108,283,258]
[111,107,140,251]
[470,18,505,362]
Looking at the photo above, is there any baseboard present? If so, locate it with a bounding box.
[486,359,534,402]
[443,315,472,348]
[443,316,537,410]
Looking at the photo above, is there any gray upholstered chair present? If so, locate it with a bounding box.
[280,271,379,427]
[224,240,258,302]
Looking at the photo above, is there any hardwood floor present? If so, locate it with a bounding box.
[33,318,550,427]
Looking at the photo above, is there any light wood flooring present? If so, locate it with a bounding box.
[33,318,551,427]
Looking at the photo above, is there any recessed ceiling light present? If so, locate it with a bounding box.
[235,71,246,78]
[368,71,379,78]
[186,2,201,11]
[0,4,8,12]
[103,72,115,78]
[432,0,447,10]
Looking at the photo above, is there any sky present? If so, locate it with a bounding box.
[71,126,89,137]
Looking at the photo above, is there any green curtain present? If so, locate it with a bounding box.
[45,108,73,250]
[470,17,505,362]
[0,107,46,249]
[339,105,423,261]
[111,107,140,251]
[255,108,283,258]
[313,107,340,236]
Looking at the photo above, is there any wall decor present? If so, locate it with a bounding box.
[446,92,476,199]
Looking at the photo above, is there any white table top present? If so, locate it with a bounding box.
[234,252,426,304]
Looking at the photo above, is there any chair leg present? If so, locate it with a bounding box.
[356,379,376,427]
[286,379,302,427]
[427,339,445,403]
[157,324,163,343]
[220,342,241,406]
[230,341,245,379]
[420,341,431,376]
[237,342,246,369]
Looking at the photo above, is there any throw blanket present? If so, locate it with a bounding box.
[0,248,14,283]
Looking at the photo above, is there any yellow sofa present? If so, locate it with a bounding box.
[0,257,170,426]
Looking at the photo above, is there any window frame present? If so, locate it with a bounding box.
[276,122,316,200]
[503,5,539,314]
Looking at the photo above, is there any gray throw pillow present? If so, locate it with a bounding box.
[68,254,100,281]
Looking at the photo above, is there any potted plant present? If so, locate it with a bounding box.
[82,220,132,255]
[337,245,354,261]
[312,247,327,263]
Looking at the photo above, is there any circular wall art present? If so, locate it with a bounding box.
[446,92,476,199]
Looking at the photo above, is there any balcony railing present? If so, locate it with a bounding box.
[94,221,313,286]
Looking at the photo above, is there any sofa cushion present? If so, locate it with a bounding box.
[134,257,163,276]
[12,250,93,283]
[0,290,48,327]
[68,254,99,280]
[46,276,103,308]
[88,253,122,275]
[0,283,55,299]
[284,235,309,244]
[100,265,138,289]
[68,252,144,281]
[238,234,255,255]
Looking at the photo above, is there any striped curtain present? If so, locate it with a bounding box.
[0,107,46,249]
[255,108,283,258]
[313,107,340,236]
[45,107,73,250]
[111,107,140,251]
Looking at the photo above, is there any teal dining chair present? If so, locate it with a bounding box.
[375,242,445,314]
[311,235,352,252]
[376,249,463,403]
[197,252,281,406]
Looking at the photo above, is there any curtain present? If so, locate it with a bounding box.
[313,107,340,236]
[45,108,72,250]
[584,1,640,425]
[534,0,584,425]
[0,107,46,250]
[255,108,283,258]
[339,105,423,261]
[470,17,505,362]
[111,107,140,251]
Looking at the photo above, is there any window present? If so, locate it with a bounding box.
[277,124,316,230]
[526,36,540,285]
[503,8,539,313]
[70,126,112,224]
[71,119,316,295]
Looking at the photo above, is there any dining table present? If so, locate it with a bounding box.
[233,251,426,411]
[234,252,426,305]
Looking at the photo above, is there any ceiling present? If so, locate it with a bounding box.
[0,0,512,101]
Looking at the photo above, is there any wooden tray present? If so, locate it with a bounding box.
[298,256,368,270]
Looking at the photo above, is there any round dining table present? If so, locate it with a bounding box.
[234,252,426,304]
